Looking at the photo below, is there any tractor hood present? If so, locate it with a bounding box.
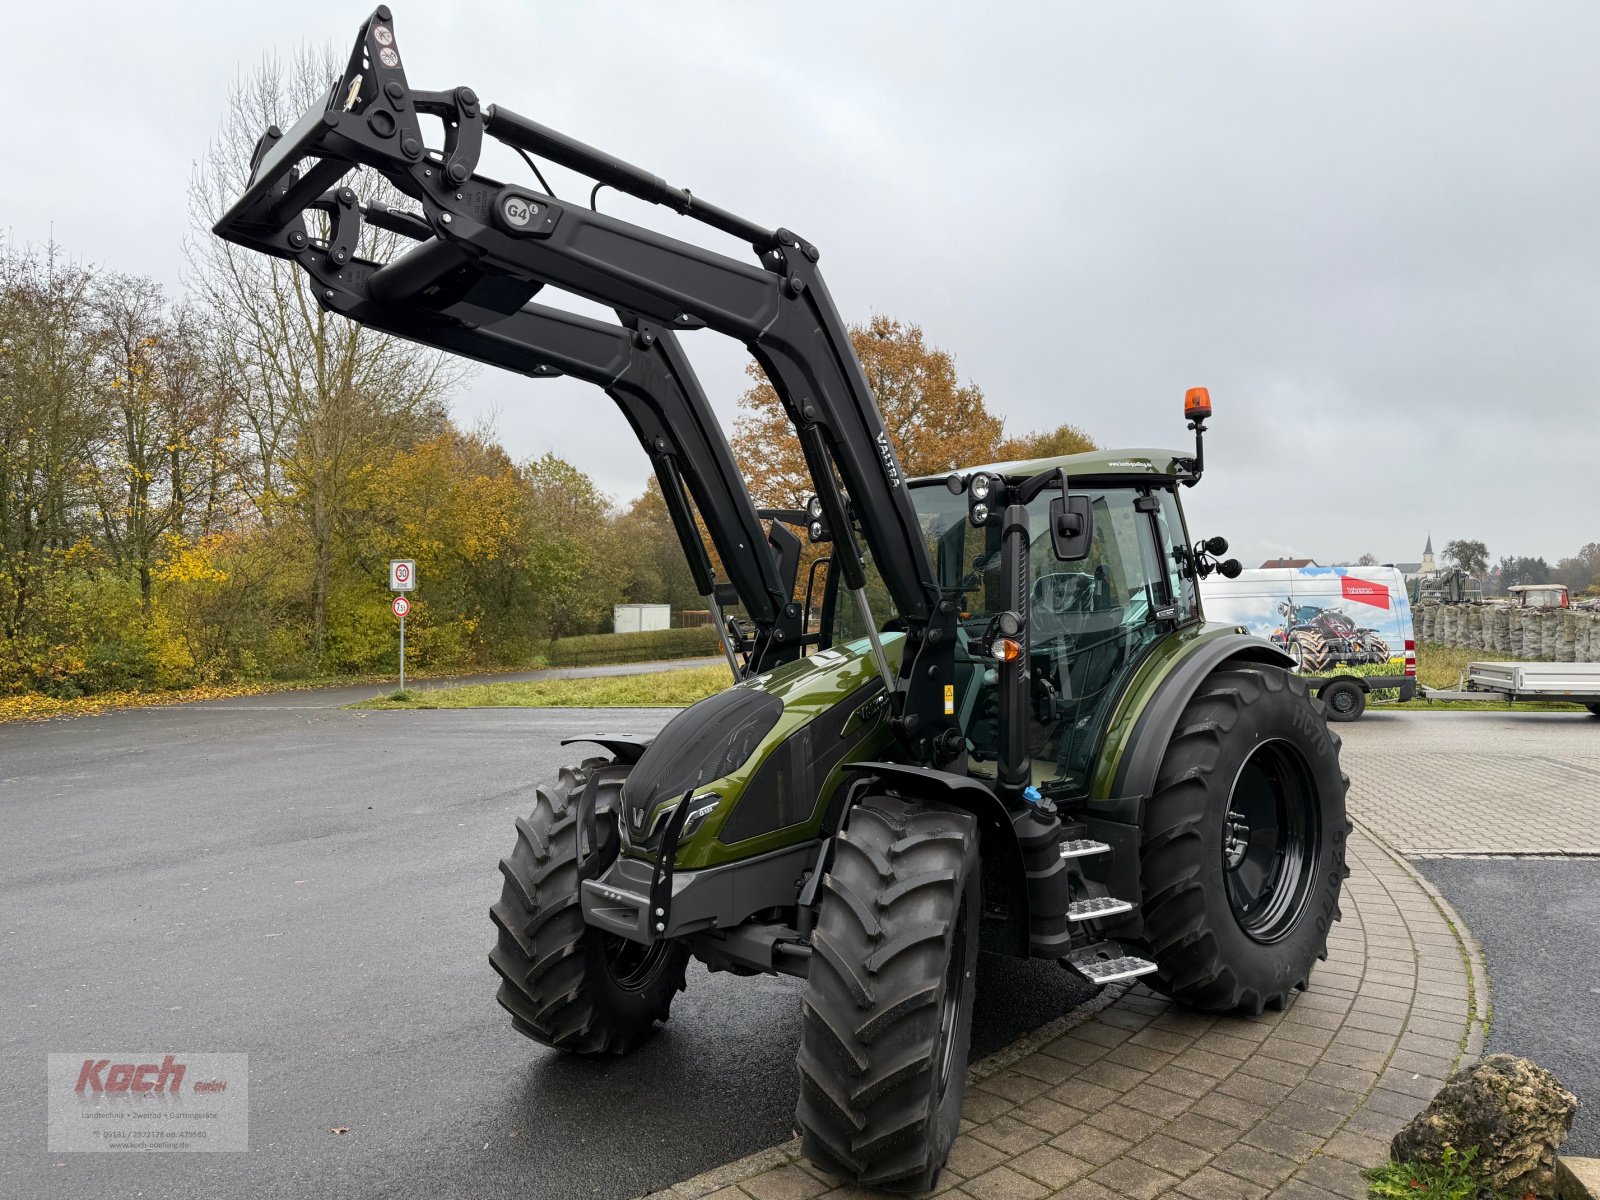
[621,635,904,868]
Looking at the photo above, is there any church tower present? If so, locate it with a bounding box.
[1421,533,1435,574]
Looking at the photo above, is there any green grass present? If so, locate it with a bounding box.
[354,665,730,710]
[1363,1146,1509,1200]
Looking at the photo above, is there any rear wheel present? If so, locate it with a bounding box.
[1320,678,1367,722]
[1364,635,1391,664]
[796,795,979,1193]
[489,759,689,1055]
[1138,665,1351,1015]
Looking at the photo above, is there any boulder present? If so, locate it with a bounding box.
[1392,1054,1578,1195]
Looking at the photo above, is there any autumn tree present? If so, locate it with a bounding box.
[522,454,628,641]
[1495,555,1550,591]
[615,481,706,615]
[995,422,1097,461]
[90,277,236,604]
[1553,542,1600,595]
[188,45,464,659]
[732,316,1005,509]
[1442,538,1489,578]
[0,244,105,645]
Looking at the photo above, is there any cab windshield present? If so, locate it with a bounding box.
[832,479,1196,798]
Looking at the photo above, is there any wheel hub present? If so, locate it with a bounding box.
[1223,809,1251,869]
[1222,740,1321,944]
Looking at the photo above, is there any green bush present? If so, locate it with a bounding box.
[548,625,721,667]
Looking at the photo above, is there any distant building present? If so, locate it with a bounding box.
[1259,557,1319,569]
[1396,535,1435,583]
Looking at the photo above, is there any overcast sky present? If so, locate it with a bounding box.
[4,1,1596,568]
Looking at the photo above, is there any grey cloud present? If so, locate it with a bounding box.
[3,0,1594,568]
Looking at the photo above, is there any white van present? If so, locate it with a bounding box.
[1200,566,1416,721]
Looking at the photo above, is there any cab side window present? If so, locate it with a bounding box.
[1155,488,1199,624]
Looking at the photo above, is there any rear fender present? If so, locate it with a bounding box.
[1088,634,1294,940]
[1101,634,1295,826]
[840,762,1031,957]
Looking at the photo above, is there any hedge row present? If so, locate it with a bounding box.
[547,625,723,667]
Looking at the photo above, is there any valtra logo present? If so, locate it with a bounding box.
[1339,576,1391,609]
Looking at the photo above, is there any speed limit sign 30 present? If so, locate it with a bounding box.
[392,595,410,618]
[389,560,416,591]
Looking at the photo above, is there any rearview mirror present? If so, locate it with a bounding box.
[1049,495,1093,561]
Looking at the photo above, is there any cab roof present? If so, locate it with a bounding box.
[909,447,1191,486]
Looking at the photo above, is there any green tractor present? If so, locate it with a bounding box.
[214,10,1350,1190]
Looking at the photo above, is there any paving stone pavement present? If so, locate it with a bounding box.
[1335,711,1600,855]
[642,826,1489,1200]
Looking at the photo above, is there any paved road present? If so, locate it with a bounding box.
[1415,858,1600,1158]
[1336,708,1600,854]
[1339,711,1600,1160]
[0,699,1089,1200]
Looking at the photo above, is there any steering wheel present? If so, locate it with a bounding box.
[1033,572,1095,615]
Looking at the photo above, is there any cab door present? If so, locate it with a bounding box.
[1027,487,1178,800]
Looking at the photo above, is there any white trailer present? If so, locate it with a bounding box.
[1421,660,1600,714]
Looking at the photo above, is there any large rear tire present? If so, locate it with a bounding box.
[796,795,980,1193]
[489,759,689,1055]
[1138,665,1351,1015]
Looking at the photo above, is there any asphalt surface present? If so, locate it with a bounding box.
[0,688,1091,1200]
[1416,857,1600,1158]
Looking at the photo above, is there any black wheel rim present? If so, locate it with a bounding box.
[602,935,672,991]
[1222,739,1320,943]
[935,894,971,1102]
[1329,687,1356,715]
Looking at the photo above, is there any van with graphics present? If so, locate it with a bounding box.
[1200,566,1416,721]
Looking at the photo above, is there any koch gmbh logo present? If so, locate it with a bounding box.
[48,1052,248,1152]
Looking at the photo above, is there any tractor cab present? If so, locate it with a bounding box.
[826,450,1204,801]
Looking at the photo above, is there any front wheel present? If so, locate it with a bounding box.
[1138,665,1351,1015]
[488,759,689,1055]
[795,795,979,1193]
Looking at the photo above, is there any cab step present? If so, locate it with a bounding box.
[1066,940,1160,985]
[1059,838,1111,860]
[1067,895,1134,921]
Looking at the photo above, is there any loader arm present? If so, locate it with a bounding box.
[213,6,959,760]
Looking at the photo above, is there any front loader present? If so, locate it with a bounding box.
[215,11,1352,1190]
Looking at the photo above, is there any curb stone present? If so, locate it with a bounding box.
[640,824,1490,1200]
[1557,1157,1600,1200]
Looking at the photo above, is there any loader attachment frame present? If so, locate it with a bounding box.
[213,5,959,760]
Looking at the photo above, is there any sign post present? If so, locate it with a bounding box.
[389,561,415,692]
[392,594,411,689]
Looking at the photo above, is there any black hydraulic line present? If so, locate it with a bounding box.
[484,105,783,251]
